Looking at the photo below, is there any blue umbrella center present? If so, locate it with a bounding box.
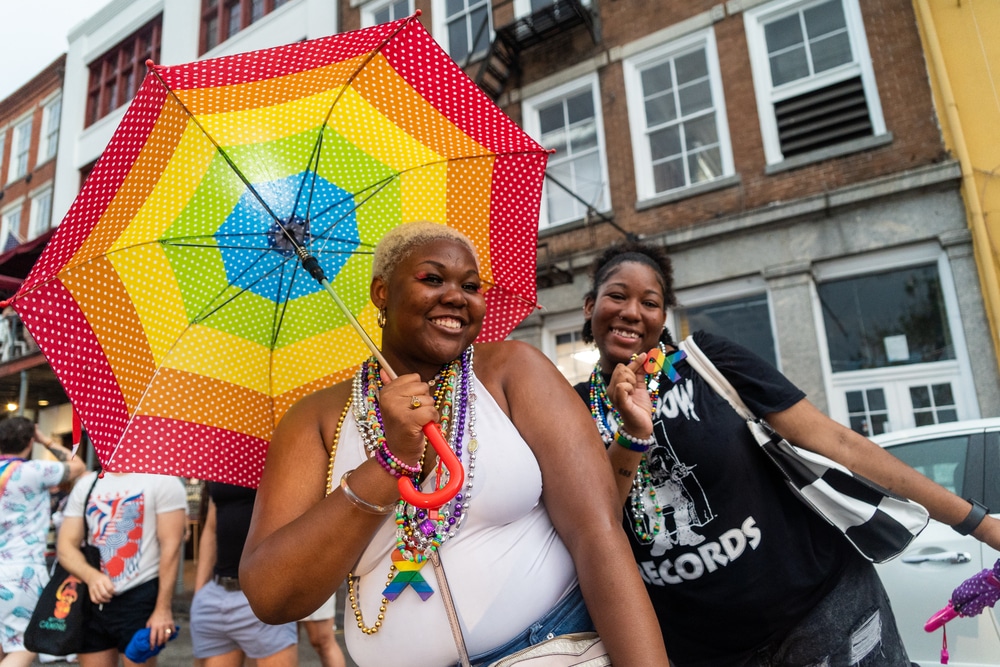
[218,172,360,301]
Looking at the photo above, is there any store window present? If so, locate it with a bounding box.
[817,264,953,372]
[675,293,778,368]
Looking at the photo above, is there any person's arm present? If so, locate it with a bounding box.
[767,399,1000,550]
[241,376,436,623]
[482,341,670,666]
[145,507,185,647]
[57,515,114,604]
[195,498,218,591]
[603,353,656,503]
[33,427,86,485]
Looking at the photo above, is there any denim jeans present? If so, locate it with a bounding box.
[744,556,911,667]
[461,585,595,667]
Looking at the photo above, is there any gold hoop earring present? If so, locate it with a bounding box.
[377,308,386,328]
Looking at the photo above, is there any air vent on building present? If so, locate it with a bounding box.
[774,75,872,158]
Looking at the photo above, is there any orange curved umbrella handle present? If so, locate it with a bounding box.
[397,422,465,508]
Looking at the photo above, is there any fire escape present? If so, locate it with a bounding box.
[471,0,599,102]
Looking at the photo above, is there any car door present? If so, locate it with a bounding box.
[875,427,1000,667]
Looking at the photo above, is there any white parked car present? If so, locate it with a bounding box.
[872,418,1000,667]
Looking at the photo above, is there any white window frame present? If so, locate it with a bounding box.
[670,275,782,371]
[432,0,493,64]
[0,130,6,183]
[743,0,886,165]
[8,115,33,183]
[810,243,980,431]
[28,186,54,239]
[522,73,611,229]
[513,0,591,19]
[623,27,734,202]
[360,0,413,27]
[37,93,62,166]
[0,200,24,251]
[541,310,596,385]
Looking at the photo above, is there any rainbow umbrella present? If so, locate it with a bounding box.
[3,14,547,489]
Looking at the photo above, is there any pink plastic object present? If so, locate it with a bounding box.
[925,603,958,632]
[397,423,464,509]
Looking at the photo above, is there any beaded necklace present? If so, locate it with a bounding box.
[587,343,668,542]
[347,347,478,633]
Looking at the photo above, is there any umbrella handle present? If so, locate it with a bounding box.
[925,602,958,632]
[397,422,465,509]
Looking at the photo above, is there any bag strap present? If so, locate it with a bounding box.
[678,336,757,422]
[431,552,473,667]
[81,473,101,549]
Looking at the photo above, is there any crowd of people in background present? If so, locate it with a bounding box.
[0,418,348,667]
[4,230,1000,667]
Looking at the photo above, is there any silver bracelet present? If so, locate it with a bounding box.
[340,470,394,515]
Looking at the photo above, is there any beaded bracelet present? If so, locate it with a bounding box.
[614,427,655,453]
[375,442,421,479]
[340,470,394,515]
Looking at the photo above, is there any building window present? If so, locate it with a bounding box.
[542,313,595,385]
[201,0,291,54]
[0,207,22,252]
[434,0,491,63]
[675,293,778,368]
[86,17,162,127]
[845,387,889,436]
[744,0,885,165]
[38,95,61,165]
[29,188,54,238]
[0,132,5,183]
[909,383,958,427]
[362,0,412,27]
[523,75,610,228]
[623,28,733,201]
[9,118,33,183]
[817,263,954,373]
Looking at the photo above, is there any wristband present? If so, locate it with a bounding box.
[953,498,990,535]
[614,427,655,453]
[340,470,394,515]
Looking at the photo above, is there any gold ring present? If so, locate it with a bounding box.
[409,396,422,409]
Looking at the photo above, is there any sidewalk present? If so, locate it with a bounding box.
[32,558,358,667]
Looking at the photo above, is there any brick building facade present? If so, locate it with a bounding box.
[338,0,1000,432]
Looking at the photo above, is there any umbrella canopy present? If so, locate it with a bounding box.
[7,14,547,487]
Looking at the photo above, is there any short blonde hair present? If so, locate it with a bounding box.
[372,222,479,282]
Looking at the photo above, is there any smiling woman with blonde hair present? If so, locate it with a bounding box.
[241,222,670,667]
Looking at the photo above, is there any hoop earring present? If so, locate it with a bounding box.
[377,308,387,328]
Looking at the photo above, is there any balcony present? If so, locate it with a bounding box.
[475,0,599,100]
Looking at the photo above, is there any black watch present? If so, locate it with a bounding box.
[953,498,990,536]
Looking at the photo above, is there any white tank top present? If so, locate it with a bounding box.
[338,373,577,667]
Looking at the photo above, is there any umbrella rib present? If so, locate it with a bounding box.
[298,13,419,236]
[147,67,291,241]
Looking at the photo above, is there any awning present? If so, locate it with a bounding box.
[0,228,55,297]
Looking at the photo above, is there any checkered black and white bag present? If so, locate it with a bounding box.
[679,336,929,564]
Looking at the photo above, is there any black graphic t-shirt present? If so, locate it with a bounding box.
[575,331,854,665]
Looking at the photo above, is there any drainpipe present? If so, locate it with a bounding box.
[914,0,1000,369]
